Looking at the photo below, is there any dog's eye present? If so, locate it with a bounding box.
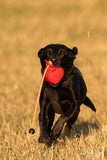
[58,49,65,56]
[46,49,52,56]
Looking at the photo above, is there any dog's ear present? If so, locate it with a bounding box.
[69,47,78,58]
[72,47,78,55]
[38,48,44,58]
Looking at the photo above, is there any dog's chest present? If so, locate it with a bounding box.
[44,86,72,114]
[52,101,63,114]
[45,87,63,114]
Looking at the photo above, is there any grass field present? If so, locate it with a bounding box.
[0,0,107,159]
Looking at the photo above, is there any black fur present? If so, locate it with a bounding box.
[38,44,96,144]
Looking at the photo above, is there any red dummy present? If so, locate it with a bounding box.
[43,60,64,85]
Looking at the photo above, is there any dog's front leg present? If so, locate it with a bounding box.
[50,101,80,141]
[38,101,52,144]
[50,114,68,140]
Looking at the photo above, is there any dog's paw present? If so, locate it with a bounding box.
[50,131,58,140]
[38,136,52,145]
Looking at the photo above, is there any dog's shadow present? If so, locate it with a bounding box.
[59,119,101,141]
[70,120,101,138]
[50,120,101,147]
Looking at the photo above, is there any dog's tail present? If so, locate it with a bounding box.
[83,96,96,112]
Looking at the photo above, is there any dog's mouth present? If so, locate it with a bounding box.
[43,59,64,87]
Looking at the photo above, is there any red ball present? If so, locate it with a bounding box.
[43,60,64,85]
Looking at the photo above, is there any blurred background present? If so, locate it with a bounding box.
[0,0,107,159]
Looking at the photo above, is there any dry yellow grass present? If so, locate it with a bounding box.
[0,0,107,159]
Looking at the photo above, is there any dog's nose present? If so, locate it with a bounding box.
[51,59,57,64]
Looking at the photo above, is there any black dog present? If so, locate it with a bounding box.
[38,44,96,144]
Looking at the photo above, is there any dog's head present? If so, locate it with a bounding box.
[38,44,78,73]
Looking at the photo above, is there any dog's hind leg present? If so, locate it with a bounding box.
[64,114,79,138]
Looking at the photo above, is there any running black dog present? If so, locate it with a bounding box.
[38,44,96,144]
